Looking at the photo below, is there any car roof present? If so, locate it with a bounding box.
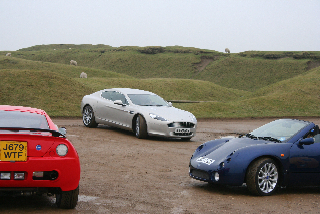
[106,88,156,95]
[0,105,47,115]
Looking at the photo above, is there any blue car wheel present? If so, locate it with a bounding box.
[246,158,279,196]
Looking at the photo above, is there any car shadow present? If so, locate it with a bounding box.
[199,183,250,196]
[0,194,57,209]
[277,186,320,195]
[191,182,320,196]
[96,124,194,142]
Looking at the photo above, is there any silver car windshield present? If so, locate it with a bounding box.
[128,94,169,106]
[0,111,49,129]
[249,119,309,142]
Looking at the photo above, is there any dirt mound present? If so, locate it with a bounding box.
[307,60,320,70]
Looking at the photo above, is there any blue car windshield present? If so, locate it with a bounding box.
[249,119,309,142]
[128,94,169,106]
[0,111,49,129]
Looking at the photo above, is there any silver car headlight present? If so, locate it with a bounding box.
[149,113,167,121]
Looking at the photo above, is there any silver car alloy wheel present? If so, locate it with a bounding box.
[83,106,93,126]
[257,162,278,194]
[135,116,140,137]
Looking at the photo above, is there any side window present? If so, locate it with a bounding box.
[113,92,128,105]
[304,125,320,143]
[101,91,128,105]
[101,91,113,100]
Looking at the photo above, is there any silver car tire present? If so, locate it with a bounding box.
[82,105,98,128]
[135,115,148,139]
[246,158,279,196]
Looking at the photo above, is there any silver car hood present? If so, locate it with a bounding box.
[142,106,195,122]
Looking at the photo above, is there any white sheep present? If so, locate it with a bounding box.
[80,72,87,78]
[70,60,77,66]
[225,48,230,53]
[6,53,11,56]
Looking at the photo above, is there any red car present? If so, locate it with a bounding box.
[0,105,80,209]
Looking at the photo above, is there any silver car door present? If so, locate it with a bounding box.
[107,92,133,128]
[95,91,114,124]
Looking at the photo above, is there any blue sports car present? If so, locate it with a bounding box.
[189,119,320,196]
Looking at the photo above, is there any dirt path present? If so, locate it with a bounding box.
[1,118,320,213]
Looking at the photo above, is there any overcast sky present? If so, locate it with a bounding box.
[1,0,319,53]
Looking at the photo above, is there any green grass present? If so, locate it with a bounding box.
[0,55,133,79]
[193,56,309,91]
[9,49,204,79]
[176,66,320,118]
[0,69,93,116]
[8,47,315,92]
[1,45,320,118]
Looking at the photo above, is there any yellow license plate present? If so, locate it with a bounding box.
[0,141,27,161]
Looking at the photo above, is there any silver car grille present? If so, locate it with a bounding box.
[168,122,195,128]
[174,132,193,136]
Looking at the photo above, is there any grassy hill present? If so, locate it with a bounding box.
[9,45,319,91]
[0,55,247,117]
[0,45,319,118]
[174,66,320,118]
[193,57,310,91]
[11,45,221,80]
[0,69,91,116]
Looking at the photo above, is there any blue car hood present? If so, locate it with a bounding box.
[216,137,269,153]
[191,137,274,167]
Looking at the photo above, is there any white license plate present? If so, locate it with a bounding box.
[175,128,190,133]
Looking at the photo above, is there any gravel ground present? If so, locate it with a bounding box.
[1,117,320,213]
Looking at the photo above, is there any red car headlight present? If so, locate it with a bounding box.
[56,144,68,156]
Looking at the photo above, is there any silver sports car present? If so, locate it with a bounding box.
[80,88,197,139]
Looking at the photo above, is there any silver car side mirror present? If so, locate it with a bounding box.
[114,100,126,106]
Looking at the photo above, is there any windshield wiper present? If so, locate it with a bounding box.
[140,104,164,106]
[246,134,258,139]
[245,134,280,142]
[259,137,281,143]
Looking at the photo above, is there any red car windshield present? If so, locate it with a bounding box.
[0,111,49,129]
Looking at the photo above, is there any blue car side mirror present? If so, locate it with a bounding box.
[299,138,314,145]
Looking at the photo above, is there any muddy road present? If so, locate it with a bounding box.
[1,117,320,213]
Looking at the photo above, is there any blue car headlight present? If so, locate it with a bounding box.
[214,172,219,181]
[149,113,167,121]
